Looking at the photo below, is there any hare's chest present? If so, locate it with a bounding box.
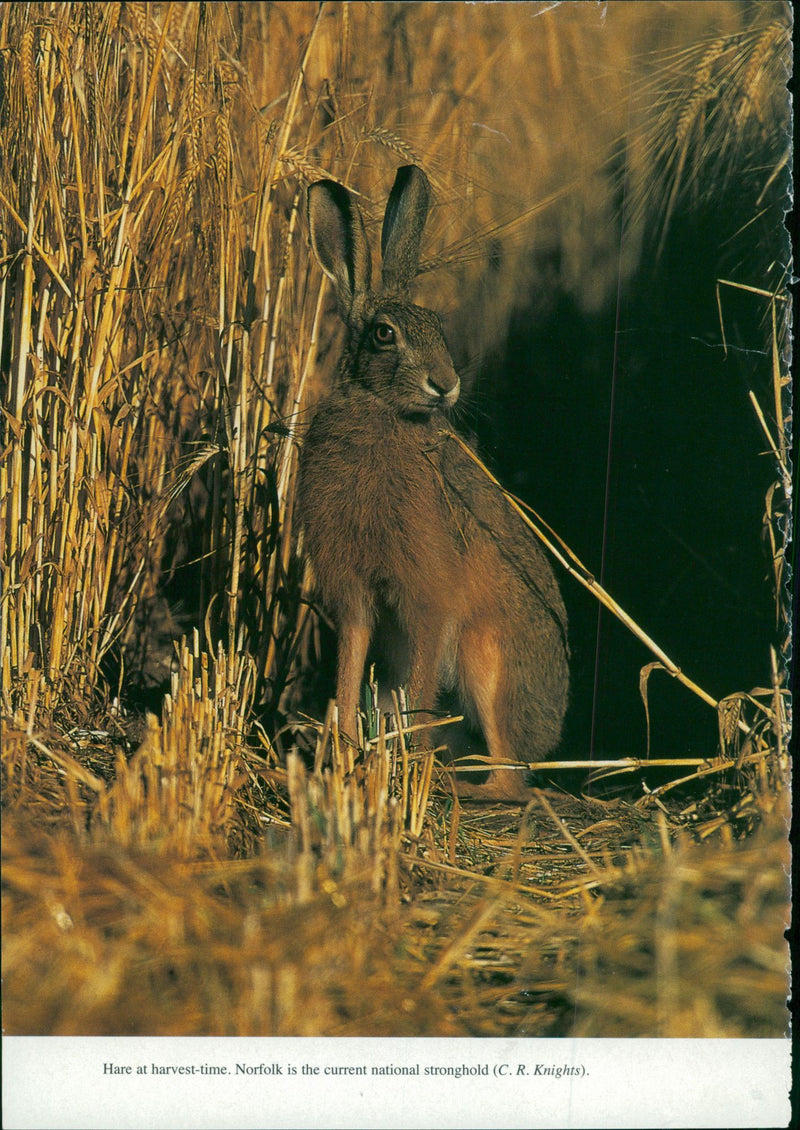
[299,411,461,588]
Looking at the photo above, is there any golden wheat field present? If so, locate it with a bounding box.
[0,0,793,1124]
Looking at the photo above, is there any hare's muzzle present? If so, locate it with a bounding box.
[423,366,460,409]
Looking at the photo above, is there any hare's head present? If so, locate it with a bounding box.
[308,166,460,419]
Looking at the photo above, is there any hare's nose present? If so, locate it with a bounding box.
[426,369,460,401]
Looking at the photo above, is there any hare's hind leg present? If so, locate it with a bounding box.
[404,613,456,747]
[456,621,532,803]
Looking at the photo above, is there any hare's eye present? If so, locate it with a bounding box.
[371,322,396,347]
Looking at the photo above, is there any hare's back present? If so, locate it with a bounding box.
[439,436,566,618]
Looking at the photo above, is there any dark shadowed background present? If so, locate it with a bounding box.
[467,191,788,760]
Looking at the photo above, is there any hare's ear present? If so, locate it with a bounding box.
[307,180,372,319]
[381,165,431,291]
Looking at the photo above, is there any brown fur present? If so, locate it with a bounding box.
[298,167,568,801]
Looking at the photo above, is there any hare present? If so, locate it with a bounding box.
[298,165,568,801]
